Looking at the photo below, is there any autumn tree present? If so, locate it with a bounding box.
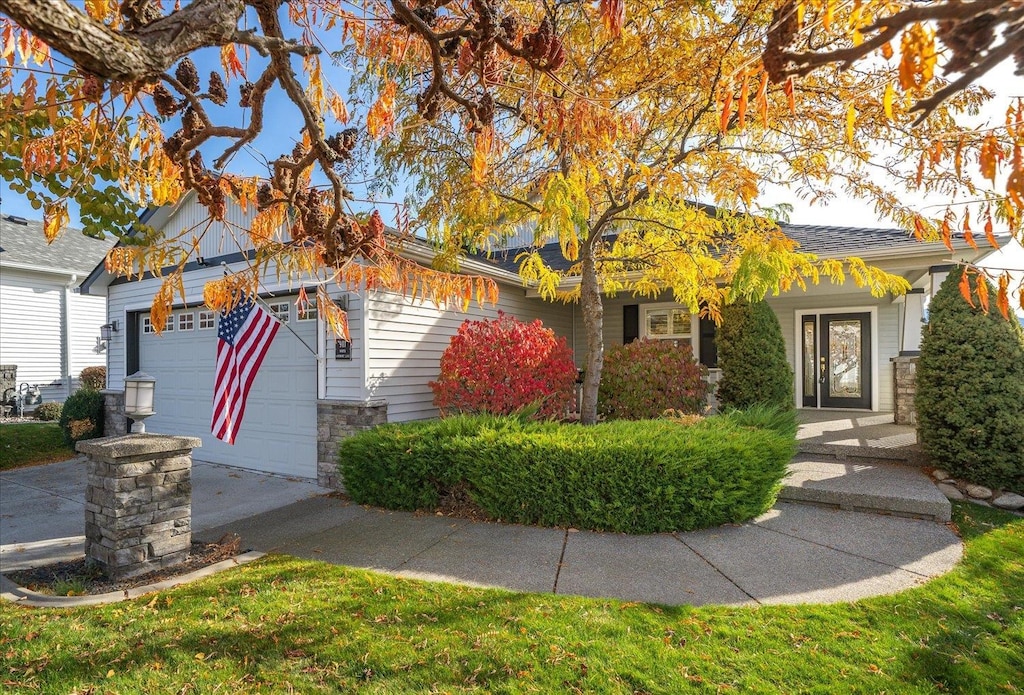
[370,0,1015,423]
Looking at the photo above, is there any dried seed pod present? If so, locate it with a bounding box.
[476,92,494,126]
[189,150,205,173]
[500,16,518,41]
[151,83,180,116]
[120,0,161,31]
[161,131,186,161]
[416,91,441,121]
[441,37,461,58]
[239,81,255,108]
[175,58,201,92]
[81,74,105,102]
[413,6,437,26]
[257,183,274,211]
[207,72,228,106]
[181,107,202,136]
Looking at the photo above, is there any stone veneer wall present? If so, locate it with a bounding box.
[101,389,127,436]
[892,355,919,425]
[77,434,201,580]
[317,399,387,490]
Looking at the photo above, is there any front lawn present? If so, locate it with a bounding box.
[0,423,74,471]
[1,502,1021,692]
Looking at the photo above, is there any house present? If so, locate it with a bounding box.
[0,214,115,408]
[80,195,988,486]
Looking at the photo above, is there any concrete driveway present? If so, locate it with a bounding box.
[1,457,327,570]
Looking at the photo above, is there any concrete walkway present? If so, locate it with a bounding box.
[0,458,326,570]
[196,495,962,606]
[2,458,964,606]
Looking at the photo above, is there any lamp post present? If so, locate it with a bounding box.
[124,371,156,433]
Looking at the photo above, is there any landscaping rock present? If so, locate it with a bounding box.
[964,484,993,500]
[936,483,964,500]
[931,469,951,482]
[992,492,1024,511]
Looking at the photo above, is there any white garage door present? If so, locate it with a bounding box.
[138,299,318,478]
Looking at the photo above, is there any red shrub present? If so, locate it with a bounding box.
[430,313,577,419]
[598,339,710,419]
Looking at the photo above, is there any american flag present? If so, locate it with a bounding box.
[212,299,280,444]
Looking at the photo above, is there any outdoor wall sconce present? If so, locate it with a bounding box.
[124,371,156,433]
[100,320,119,341]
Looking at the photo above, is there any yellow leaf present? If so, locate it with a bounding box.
[367,82,396,139]
[195,652,205,661]
[882,83,894,120]
[106,669,115,678]
[43,201,68,242]
[845,104,855,145]
[471,127,493,186]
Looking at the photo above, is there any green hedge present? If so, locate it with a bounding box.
[338,410,796,534]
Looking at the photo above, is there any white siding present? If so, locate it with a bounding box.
[324,293,365,400]
[160,196,262,262]
[67,289,108,388]
[0,270,106,402]
[366,282,575,422]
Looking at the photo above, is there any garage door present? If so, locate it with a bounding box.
[138,299,318,478]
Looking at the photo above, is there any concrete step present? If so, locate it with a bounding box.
[796,440,927,466]
[780,456,951,522]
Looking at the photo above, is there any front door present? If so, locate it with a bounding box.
[801,312,871,409]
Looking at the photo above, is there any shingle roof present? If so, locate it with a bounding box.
[480,222,941,274]
[0,215,115,277]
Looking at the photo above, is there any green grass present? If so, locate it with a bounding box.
[0,423,74,471]
[1,502,1021,693]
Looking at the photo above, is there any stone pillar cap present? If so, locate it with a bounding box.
[76,433,202,458]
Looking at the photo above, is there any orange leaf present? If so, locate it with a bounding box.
[976,274,989,313]
[367,81,396,139]
[720,91,733,133]
[984,210,1000,249]
[959,270,974,308]
[961,208,976,248]
[220,44,245,82]
[756,71,769,125]
[737,75,749,131]
[997,274,1011,320]
[785,76,796,115]
[979,134,1000,184]
[912,217,926,240]
[940,217,953,251]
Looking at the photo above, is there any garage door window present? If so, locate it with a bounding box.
[178,312,194,331]
[269,302,290,323]
[199,311,216,329]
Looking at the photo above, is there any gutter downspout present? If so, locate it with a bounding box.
[63,274,78,399]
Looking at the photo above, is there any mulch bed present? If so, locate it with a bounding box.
[5,534,244,597]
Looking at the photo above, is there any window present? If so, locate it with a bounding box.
[163,315,174,332]
[142,317,154,334]
[269,302,290,323]
[178,312,194,331]
[298,302,318,321]
[199,311,216,329]
[642,305,692,343]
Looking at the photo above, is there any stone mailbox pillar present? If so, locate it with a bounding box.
[76,434,201,580]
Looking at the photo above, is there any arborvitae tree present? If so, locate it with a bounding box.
[916,266,1024,492]
[716,300,794,411]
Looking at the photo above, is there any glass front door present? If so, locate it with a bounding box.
[800,312,872,409]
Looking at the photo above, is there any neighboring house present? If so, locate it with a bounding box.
[81,195,988,484]
[0,214,115,405]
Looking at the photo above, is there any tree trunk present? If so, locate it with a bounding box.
[579,237,604,425]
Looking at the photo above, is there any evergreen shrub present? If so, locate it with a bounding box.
[915,267,1024,492]
[59,388,104,446]
[716,300,794,411]
[430,313,576,419]
[79,366,107,391]
[34,401,63,421]
[339,410,795,533]
[597,339,710,419]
